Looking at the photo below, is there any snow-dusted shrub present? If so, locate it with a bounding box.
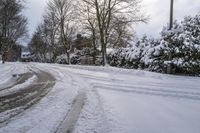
[70,48,89,65]
[107,49,125,67]
[56,48,94,65]
[70,54,81,65]
[140,15,200,74]
[107,45,142,69]
[177,14,200,74]
[108,13,200,75]
[107,36,159,69]
[56,54,69,64]
[138,36,160,69]
[151,15,200,74]
[147,21,183,73]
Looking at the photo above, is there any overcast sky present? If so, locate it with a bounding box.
[135,0,200,37]
[24,0,200,39]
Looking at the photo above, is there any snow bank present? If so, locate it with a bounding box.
[0,63,30,85]
[0,75,38,97]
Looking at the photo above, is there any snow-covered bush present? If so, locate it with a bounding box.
[147,21,183,73]
[107,48,140,69]
[152,15,200,74]
[70,54,81,65]
[56,54,69,64]
[107,37,146,69]
[138,36,160,69]
[107,35,159,69]
[178,14,200,74]
[108,13,200,75]
[56,48,94,65]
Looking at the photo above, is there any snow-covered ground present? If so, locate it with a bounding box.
[0,63,30,90]
[0,63,200,133]
[0,62,29,81]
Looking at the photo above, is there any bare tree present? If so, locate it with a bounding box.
[109,16,135,48]
[47,0,76,64]
[29,0,77,63]
[28,25,48,62]
[0,0,28,63]
[80,0,148,65]
[77,2,99,64]
[42,7,60,62]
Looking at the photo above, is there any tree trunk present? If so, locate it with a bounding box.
[67,52,70,65]
[94,0,106,66]
[2,59,5,64]
[100,35,106,66]
[2,52,6,64]
[102,43,107,66]
[52,52,57,63]
[92,33,97,65]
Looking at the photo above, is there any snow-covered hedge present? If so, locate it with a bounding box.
[56,54,69,64]
[107,47,142,69]
[108,13,200,75]
[56,48,93,64]
[107,36,160,70]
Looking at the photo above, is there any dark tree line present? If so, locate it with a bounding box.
[0,0,28,63]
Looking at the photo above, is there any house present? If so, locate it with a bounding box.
[21,51,32,62]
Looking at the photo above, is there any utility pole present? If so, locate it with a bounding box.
[167,0,174,74]
[169,0,174,30]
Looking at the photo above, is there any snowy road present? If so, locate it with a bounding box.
[0,63,55,126]
[0,63,200,133]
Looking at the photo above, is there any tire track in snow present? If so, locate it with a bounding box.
[92,83,200,101]
[54,66,113,133]
[55,67,88,133]
[56,91,86,133]
[0,67,55,125]
[29,64,200,132]
[69,69,200,101]
[35,64,87,133]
